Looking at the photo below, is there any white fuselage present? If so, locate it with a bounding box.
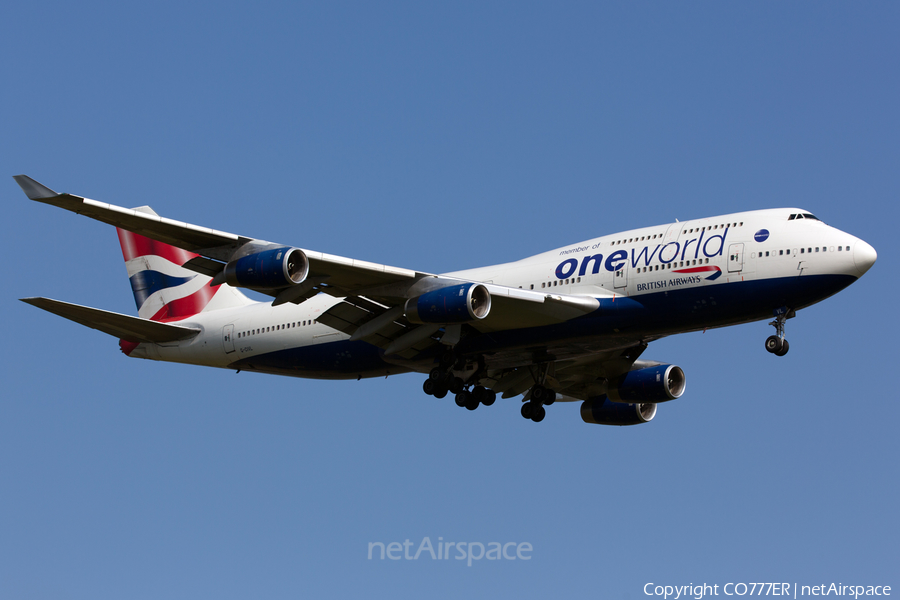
[132,208,875,378]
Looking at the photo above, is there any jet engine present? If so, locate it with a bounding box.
[607,364,685,404]
[222,245,309,289]
[405,283,491,324]
[580,397,657,426]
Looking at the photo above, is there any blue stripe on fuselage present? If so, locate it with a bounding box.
[456,273,857,354]
[228,274,857,377]
[228,339,410,380]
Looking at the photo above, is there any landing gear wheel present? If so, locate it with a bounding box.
[521,402,534,420]
[464,394,479,411]
[429,367,444,382]
[448,377,464,395]
[423,379,436,395]
[531,385,555,405]
[433,385,448,399]
[766,308,794,357]
[531,405,546,422]
[455,391,469,407]
[482,390,497,407]
[774,338,790,357]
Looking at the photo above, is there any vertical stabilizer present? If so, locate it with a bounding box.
[117,210,252,321]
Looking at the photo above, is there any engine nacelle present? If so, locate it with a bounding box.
[405,283,491,324]
[581,397,657,426]
[223,245,309,289]
[607,364,685,404]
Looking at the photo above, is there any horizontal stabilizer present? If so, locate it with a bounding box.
[20,297,200,343]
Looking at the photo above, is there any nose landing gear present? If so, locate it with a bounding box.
[765,308,794,357]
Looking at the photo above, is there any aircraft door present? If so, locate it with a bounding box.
[223,324,235,354]
[728,243,744,273]
[614,262,628,289]
[663,222,684,244]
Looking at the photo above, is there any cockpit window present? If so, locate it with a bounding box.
[788,213,821,221]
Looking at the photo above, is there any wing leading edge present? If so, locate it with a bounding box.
[13,175,423,300]
[16,176,608,363]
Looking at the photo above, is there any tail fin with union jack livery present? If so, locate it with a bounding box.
[117,207,251,322]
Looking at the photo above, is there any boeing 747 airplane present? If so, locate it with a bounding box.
[15,175,877,426]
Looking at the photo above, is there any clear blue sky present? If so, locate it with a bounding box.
[3,2,897,598]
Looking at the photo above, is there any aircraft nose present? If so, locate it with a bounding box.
[853,240,877,277]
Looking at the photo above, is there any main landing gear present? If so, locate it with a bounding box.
[422,365,497,411]
[521,384,555,423]
[455,385,496,411]
[423,353,556,422]
[765,309,793,357]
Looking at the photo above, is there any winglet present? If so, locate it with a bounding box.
[13,175,58,200]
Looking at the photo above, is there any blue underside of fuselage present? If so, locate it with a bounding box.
[229,339,397,380]
[229,274,857,379]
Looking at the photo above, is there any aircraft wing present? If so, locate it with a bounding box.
[20,297,200,343]
[485,346,654,401]
[14,175,424,303]
[15,176,606,361]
